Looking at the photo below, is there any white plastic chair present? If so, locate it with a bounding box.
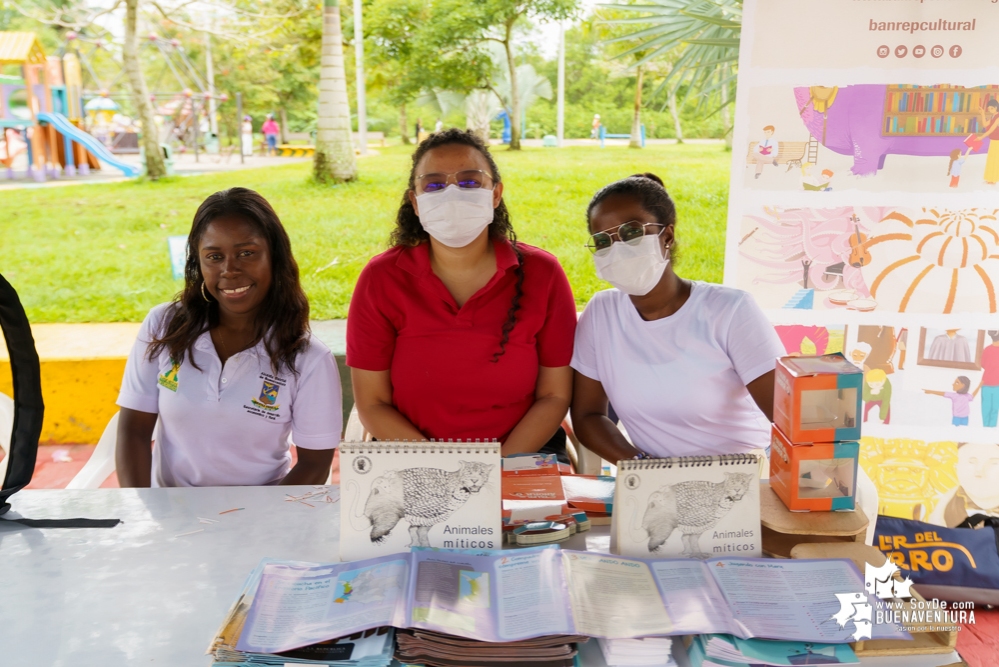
[855,464,880,546]
[66,412,120,489]
[561,413,605,475]
[0,392,14,485]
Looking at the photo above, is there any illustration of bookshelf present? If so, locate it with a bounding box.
[882,85,999,137]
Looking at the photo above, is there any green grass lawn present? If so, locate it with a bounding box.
[0,143,730,322]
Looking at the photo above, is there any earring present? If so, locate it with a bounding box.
[200,281,212,303]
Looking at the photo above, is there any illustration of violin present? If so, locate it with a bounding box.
[848,214,871,268]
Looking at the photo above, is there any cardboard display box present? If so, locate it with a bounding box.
[770,425,859,511]
[774,354,863,444]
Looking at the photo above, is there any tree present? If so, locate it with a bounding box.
[362,0,431,145]
[314,0,356,183]
[425,0,577,150]
[599,0,741,121]
[123,0,166,178]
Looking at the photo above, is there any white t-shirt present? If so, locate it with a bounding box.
[571,282,784,457]
[117,303,342,487]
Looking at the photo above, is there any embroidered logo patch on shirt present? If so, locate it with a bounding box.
[158,359,180,392]
[252,380,281,411]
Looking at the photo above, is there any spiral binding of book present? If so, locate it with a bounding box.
[618,453,758,471]
[612,453,762,559]
[339,440,502,561]
[340,440,500,456]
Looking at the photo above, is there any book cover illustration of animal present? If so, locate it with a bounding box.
[339,441,502,562]
[613,454,762,559]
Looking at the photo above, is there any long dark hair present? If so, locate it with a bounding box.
[392,129,523,362]
[148,187,310,374]
[586,172,679,261]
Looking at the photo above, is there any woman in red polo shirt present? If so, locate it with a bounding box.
[347,129,576,458]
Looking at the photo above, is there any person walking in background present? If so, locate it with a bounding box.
[590,114,601,140]
[241,115,254,158]
[262,113,280,157]
[974,330,999,427]
[415,118,423,140]
[435,118,444,133]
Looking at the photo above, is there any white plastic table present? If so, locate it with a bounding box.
[0,487,964,667]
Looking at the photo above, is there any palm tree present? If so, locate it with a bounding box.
[600,0,741,117]
[314,0,356,183]
[123,0,166,179]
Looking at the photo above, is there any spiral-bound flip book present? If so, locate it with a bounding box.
[339,440,502,562]
[613,454,761,559]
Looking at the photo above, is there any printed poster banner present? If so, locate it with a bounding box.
[726,0,999,528]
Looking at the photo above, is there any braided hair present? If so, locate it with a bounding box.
[586,172,679,262]
[391,128,524,362]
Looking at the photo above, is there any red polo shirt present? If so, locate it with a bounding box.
[346,239,576,442]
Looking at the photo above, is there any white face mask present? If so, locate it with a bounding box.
[415,185,495,248]
[593,234,670,296]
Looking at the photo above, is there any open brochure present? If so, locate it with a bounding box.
[228,548,909,654]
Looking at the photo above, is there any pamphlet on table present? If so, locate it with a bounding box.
[227,548,908,654]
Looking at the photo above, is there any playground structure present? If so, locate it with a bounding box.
[67,30,228,157]
[0,31,138,180]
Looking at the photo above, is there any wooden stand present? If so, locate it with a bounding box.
[790,542,959,657]
[760,481,867,558]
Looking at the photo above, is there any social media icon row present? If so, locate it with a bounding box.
[877,45,961,59]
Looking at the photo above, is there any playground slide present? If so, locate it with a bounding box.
[36,112,140,178]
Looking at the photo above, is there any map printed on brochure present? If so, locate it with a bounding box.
[613,455,762,559]
[338,441,502,561]
[233,548,909,654]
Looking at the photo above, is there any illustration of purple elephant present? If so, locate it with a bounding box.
[794,85,987,176]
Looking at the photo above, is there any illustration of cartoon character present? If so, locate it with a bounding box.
[947,146,973,187]
[802,166,835,191]
[924,376,974,426]
[857,326,898,373]
[740,207,876,308]
[927,329,973,363]
[974,330,999,427]
[751,125,779,178]
[977,98,999,185]
[928,442,999,527]
[863,369,892,425]
[850,342,872,370]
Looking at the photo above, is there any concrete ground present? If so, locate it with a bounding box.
[0,152,312,191]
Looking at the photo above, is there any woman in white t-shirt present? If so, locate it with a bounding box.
[570,173,784,461]
[116,188,342,487]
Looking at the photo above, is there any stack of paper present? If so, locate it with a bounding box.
[688,634,859,666]
[597,637,676,666]
[395,628,588,667]
[206,559,394,667]
[212,629,394,667]
[560,475,615,524]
